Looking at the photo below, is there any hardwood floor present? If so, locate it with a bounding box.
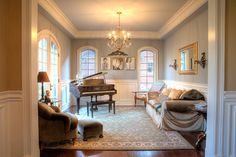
[40,106,205,157]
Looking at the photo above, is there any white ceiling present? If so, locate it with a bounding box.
[54,0,188,32]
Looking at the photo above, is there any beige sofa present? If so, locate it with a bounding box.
[146,88,206,132]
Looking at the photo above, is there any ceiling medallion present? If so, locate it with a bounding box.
[107,12,131,56]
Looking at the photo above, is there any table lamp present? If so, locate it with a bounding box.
[37,72,50,101]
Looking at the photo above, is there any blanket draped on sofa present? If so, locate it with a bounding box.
[160,100,205,131]
[146,99,206,132]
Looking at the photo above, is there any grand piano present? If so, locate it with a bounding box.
[69,72,117,114]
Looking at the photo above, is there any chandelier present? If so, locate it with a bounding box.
[107,12,131,52]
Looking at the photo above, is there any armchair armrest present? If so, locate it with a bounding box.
[51,112,71,133]
[65,113,78,130]
[50,106,61,112]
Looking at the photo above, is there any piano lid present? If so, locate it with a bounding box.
[82,72,108,80]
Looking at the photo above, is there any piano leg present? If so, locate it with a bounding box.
[76,98,80,114]
[91,96,98,111]
[109,94,112,101]
[109,94,113,110]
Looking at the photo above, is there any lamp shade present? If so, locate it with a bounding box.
[37,72,50,82]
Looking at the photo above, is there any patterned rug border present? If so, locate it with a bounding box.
[44,106,194,150]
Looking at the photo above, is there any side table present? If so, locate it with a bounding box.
[132,91,148,107]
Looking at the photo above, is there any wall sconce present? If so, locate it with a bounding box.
[195,52,207,68]
[169,59,177,70]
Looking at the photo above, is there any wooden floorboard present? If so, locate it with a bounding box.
[40,106,205,157]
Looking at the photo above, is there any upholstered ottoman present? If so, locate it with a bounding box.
[77,119,103,141]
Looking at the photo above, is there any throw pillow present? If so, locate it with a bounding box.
[168,89,184,100]
[179,90,187,99]
[161,88,171,96]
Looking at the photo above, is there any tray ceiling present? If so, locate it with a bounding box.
[54,0,188,32]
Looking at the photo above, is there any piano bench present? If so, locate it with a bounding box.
[87,100,116,118]
[77,119,103,141]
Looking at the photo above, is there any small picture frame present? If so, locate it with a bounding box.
[111,57,125,70]
[124,57,135,70]
[101,57,111,70]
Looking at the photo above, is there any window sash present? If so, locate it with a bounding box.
[79,49,96,77]
[38,36,59,99]
[139,50,156,91]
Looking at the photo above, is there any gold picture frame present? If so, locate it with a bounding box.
[178,42,198,75]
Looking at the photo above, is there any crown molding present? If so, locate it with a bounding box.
[38,0,78,38]
[77,31,160,39]
[159,0,208,38]
[38,0,207,39]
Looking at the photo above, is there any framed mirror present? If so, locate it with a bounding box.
[178,42,198,75]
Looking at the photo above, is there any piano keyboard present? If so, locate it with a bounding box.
[82,90,116,96]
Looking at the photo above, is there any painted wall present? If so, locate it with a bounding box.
[7,0,22,90]
[0,0,22,91]
[163,5,208,84]
[0,0,8,91]
[0,1,24,157]
[225,0,236,91]
[71,39,164,80]
[38,11,72,81]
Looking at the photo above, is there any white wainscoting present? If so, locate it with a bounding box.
[106,80,138,106]
[72,80,139,107]
[163,80,208,99]
[107,80,208,105]
[0,91,24,157]
[76,80,209,107]
[224,91,236,157]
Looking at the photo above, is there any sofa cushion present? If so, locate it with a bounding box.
[169,89,184,100]
[38,102,55,120]
[179,89,205,101]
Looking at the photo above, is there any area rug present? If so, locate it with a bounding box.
[49,106,194,150]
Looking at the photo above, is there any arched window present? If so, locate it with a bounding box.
[138,47,158,91]
[38,30,60,99]
[77,47,97,77]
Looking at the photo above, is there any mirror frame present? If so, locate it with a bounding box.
[178,42,198,75]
